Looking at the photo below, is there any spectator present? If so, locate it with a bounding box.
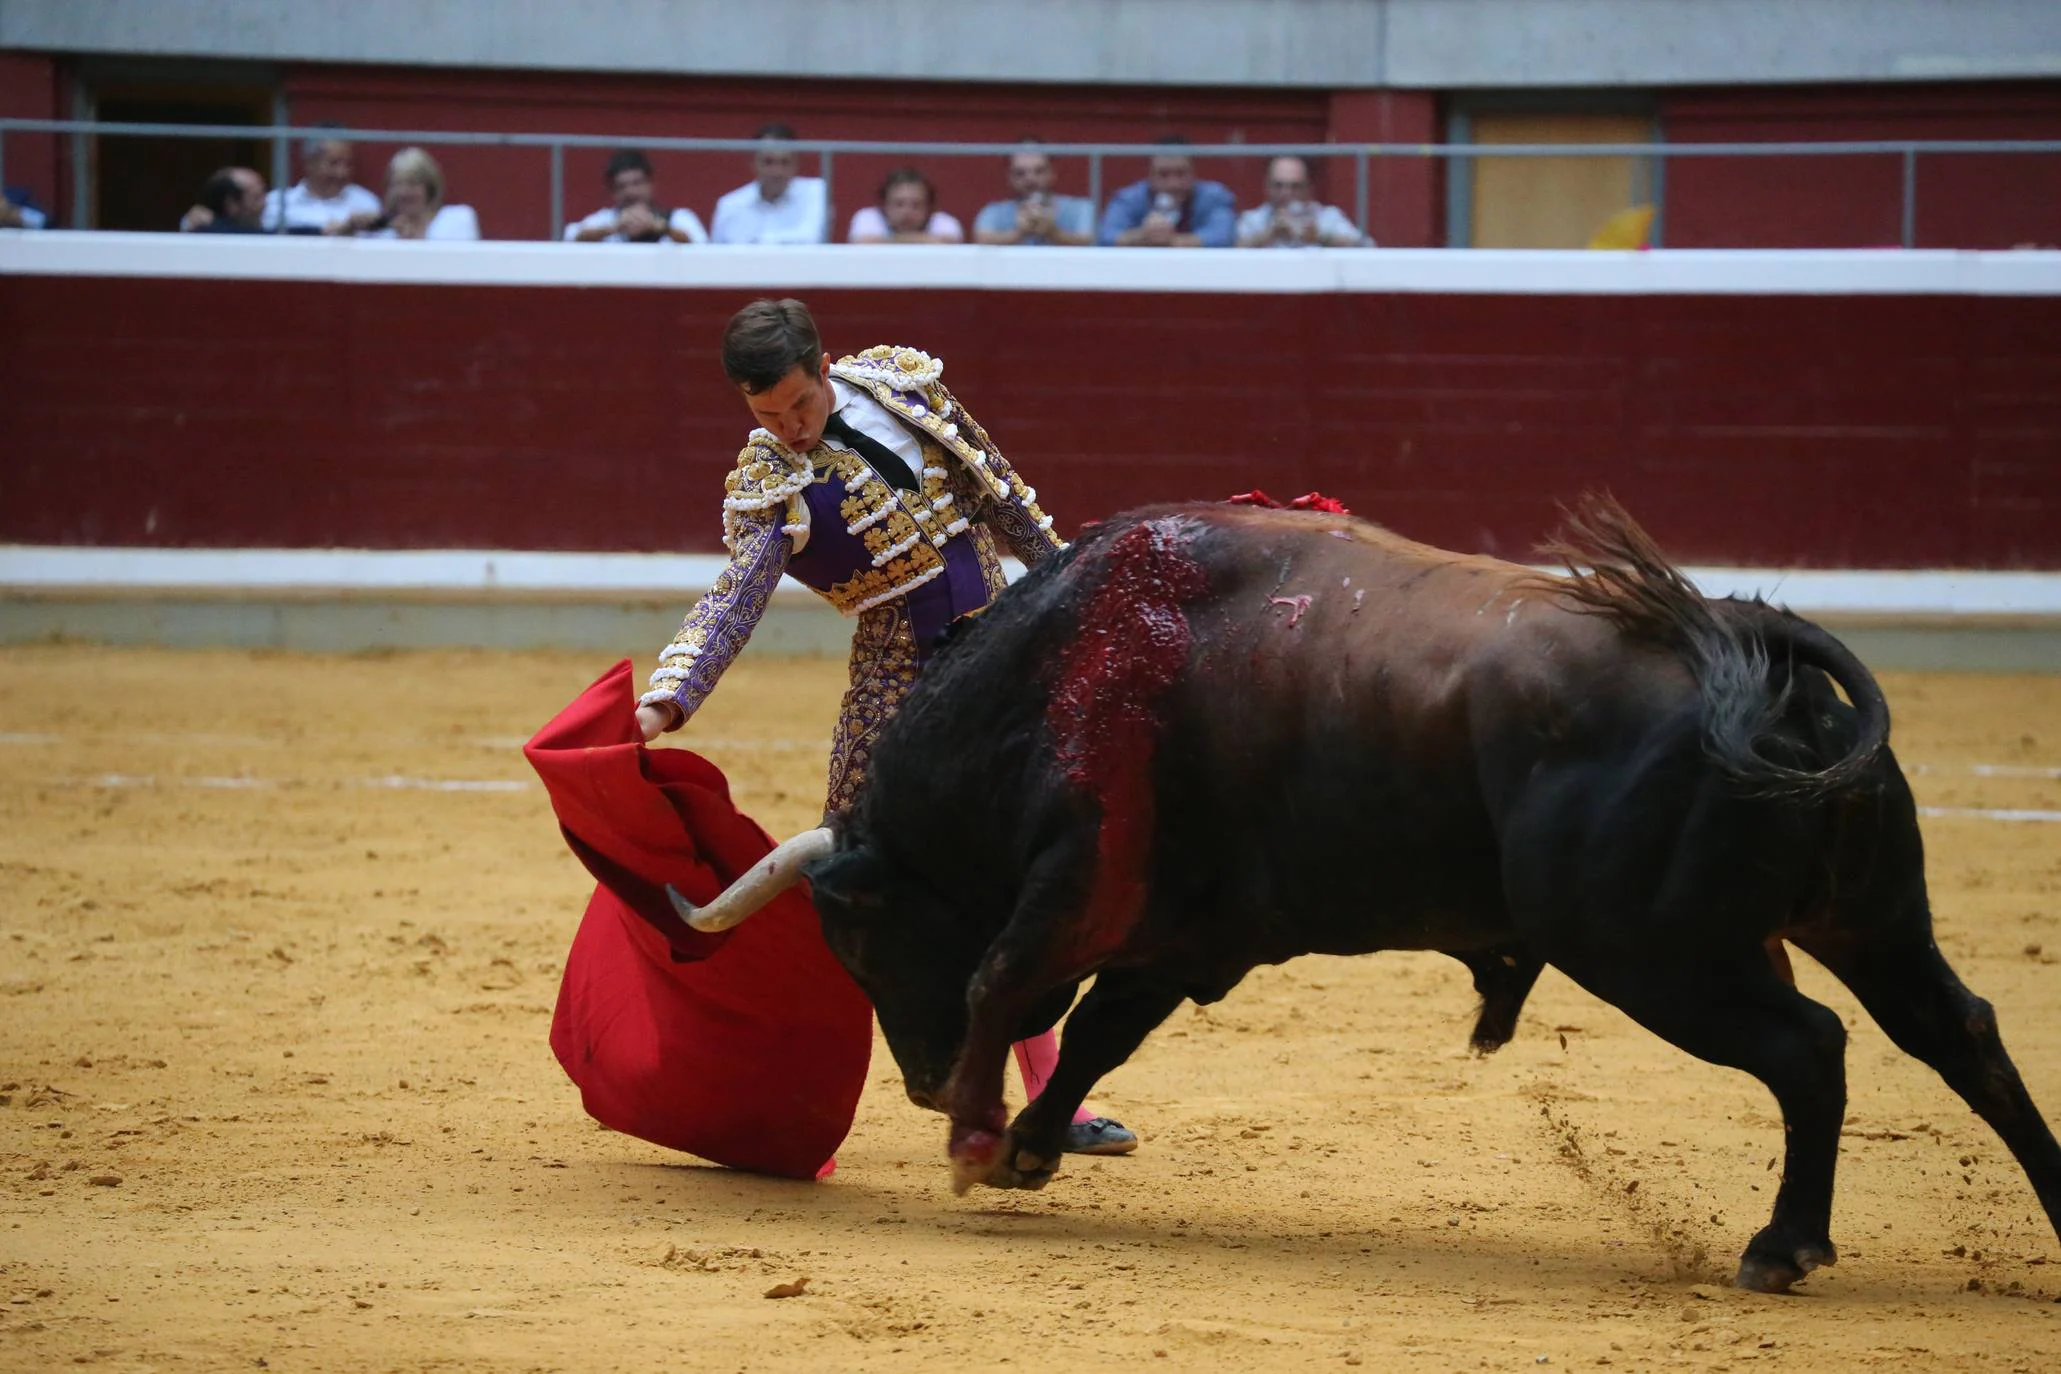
[2,186,49,230]
[331,147,482,240]
[179,167,268,233]
[1097,134,1236,248]
[847,168,964,244]
[710,123,829,245]
[1235,156,1369,249]
[973,142,1095,246]
[263,134,381,233]
[565,148,707,244]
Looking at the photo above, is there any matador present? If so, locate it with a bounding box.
[634,297,1138,1157]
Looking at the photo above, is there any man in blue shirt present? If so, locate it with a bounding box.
[973,143,1095,246]
[1097,134,1236,248]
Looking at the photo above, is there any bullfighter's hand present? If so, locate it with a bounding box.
[635,703,677,742]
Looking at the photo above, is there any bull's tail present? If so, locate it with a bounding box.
[1533,494,1889,799]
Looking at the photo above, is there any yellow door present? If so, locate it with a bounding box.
[1468,112,1655,249]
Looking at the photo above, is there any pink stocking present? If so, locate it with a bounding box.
[1012,1029,1097,1125]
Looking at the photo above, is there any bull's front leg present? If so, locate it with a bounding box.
[943,958,1042,1195]
[997,970,1187,1189]
[940,840,1108,1193]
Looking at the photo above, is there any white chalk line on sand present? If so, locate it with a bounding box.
[65,773,534,793]
[37,774,2061,822]
[1918,806,2061,824]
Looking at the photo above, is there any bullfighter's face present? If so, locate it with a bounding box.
[742,354,835,454]
[807,845,985,1109]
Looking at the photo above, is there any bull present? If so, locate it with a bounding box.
[670,496,2061,1293]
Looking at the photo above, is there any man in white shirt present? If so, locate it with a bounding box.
[564,148,708,244]
[1235,156,1370,249]
[262,135,382,233]
[710,124,829,245]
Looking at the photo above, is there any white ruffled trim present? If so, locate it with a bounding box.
[944,517,971,536]
[850,560,945,614]
[870,529,924,568]
[646,664,690,686]
[846,502,895,535]
[638,685,684,707]
[657,641,702,664]
[930,492,955,511]
[726,471,811,512]
[1036,514,1054,531]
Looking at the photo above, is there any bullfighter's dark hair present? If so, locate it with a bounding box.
[722,298,821,393]
[754,122,798,142]
[604,148,653,183]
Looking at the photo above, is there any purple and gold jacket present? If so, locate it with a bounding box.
[642,345,1063,718]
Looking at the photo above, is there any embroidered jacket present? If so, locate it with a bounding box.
[642,346,1062,718]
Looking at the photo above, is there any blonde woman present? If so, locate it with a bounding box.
[339,147,480,240]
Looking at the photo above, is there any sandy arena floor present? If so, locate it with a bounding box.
[2,644,2059,1373]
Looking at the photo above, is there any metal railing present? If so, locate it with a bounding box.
[5,117,2060,247]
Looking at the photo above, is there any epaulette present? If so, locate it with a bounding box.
[722,430,814,514]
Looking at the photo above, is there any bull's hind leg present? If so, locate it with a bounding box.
[996,971,1188,1189]
[1449,946,1544,1054]
[1791,924,2061,1244]
[1549,947,1850,1293]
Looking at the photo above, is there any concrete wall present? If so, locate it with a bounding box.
[4,0,2059,88]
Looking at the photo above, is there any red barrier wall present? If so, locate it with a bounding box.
[4,274,2055,569]
[1659,83,2061,249]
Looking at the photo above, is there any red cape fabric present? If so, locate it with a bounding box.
[524,661,874,1179]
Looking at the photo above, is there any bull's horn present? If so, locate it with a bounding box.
[664,826,836,933]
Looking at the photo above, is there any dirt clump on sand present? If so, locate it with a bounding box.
[2,646,2059,1371]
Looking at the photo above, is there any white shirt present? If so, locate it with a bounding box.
[263,180,382,232]
[1234,201,1369,248]
[847,206,965,244]
[363,205,481,240]
[825,378,926,475]
[782,380,926,556]
[564,204,709,243]
[710,177,829,245]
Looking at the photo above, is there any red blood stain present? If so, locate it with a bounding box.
[1268,593,1313,627]
[1223,489,1350,515]
[1046,517,1208,965]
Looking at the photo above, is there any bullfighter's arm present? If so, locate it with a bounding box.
[940,387,1064,566]
[640,507,791,729]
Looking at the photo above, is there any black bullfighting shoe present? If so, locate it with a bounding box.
[1064,1116,1139,1156]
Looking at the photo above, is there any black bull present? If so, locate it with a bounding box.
[799,498,2061,1293]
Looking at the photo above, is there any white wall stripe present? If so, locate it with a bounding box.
[4,234,2058,297]
[6,545,2058,617]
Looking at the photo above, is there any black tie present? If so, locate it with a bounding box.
[822,410,921,493]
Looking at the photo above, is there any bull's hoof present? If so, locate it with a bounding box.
[1008,1148,1060,1189]
[1735,1239,1837,1294]
[948,1129,1004,1196]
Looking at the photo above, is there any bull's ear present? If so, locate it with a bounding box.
[803,845,891,915]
